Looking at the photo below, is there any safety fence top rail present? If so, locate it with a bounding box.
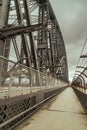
[0,56,67,100]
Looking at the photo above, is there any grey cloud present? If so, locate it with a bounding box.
[50,0,87,43]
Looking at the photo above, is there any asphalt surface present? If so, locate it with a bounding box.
[17,87,87,130]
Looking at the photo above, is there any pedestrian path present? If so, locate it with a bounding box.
[17,87,87,130]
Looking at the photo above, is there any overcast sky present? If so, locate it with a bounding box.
[50,0,87,81]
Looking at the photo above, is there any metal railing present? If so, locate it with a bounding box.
[0,59,67,99]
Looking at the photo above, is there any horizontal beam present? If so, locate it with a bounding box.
[76,66,85,69]
[0,24,47,40]
[80,55,87,58]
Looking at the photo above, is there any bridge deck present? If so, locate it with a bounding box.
[17,87,87,130]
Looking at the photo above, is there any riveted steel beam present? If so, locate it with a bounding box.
[23,0,38,69]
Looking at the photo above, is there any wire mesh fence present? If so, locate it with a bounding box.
[0,59,67,99]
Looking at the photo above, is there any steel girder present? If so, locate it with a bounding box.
[72,67,87,89]
[37,0,68,81]
[72,39,87,89]
[74,75,85,87]
[73,76,83,88]
[72,71,86,90]
[0,0,68,83]
[0,0,11,79]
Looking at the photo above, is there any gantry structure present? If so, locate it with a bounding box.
[0,0,68,85]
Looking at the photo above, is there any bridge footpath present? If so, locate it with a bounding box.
[17,88,87,130]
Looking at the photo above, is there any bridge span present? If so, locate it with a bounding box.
[0,0,87,129]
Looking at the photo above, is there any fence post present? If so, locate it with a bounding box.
[8,71,12,97]
[30,70,32,93]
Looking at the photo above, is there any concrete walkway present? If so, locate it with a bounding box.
[17,87,87,130]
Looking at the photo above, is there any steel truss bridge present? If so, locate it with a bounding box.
[0,0,87,130]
